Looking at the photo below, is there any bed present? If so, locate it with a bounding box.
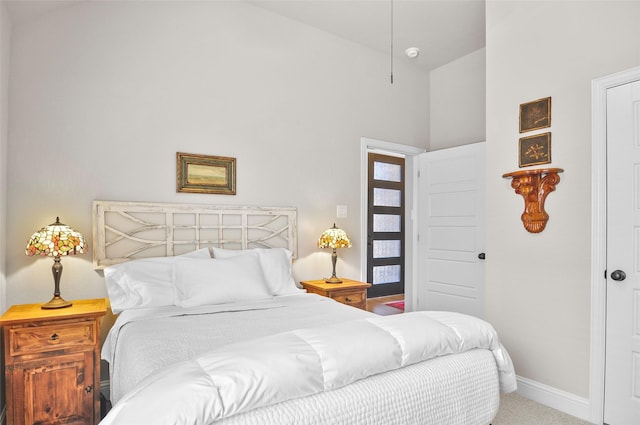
[94,200,516,425]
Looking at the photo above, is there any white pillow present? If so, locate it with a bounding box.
[174,253,272,308]
[211,247,302,296]
[104,248,211,313]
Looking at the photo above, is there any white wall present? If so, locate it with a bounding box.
[0,0,11,411]
[486,0,640,407]
[1,0,11,314]
[430,48,486,150]
[4,1,429,310]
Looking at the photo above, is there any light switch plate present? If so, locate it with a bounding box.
[336,205,348,218]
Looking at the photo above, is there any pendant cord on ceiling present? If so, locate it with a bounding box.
[390,0,394,84]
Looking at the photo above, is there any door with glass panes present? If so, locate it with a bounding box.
[367,153,405,298]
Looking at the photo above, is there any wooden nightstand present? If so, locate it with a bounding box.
[300,279,372,310]
[1,299,107,425]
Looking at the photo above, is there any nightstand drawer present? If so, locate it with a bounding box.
[330,290,365,306]
[9,320,97,356]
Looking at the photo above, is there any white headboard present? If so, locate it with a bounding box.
[92,200,297,269]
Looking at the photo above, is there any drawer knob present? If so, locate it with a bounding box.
[345,297,352,302]
[85,385,93,393]
[50,333,59,341]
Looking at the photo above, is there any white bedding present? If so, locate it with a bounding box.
[102,307,515,425]
[103,294,371,403]
[215,349,501,425]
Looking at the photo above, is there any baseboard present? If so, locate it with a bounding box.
[516,375,594,423]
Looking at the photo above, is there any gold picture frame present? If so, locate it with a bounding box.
[519,133,551,167]
[176,152,236,195]
[519,96,551,133]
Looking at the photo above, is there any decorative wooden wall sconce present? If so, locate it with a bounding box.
[502,168,563,233]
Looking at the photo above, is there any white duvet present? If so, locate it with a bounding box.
[101,310,516,425]
[103,294,371,403]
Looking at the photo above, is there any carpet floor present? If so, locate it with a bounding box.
[493,393,595,425]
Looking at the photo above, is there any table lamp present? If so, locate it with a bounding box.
[318,223,351,283]
[25,217,87,309]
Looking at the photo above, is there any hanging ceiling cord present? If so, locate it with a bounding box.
[390,0,394,84]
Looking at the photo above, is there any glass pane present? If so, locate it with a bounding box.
[374,161,402,182]
[373,188,401,207]
[373,214,401,232]
[373,240,401,258]
[373,265,401,285]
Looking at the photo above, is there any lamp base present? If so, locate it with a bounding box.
[41,295,73,309]
[324,276,343,284]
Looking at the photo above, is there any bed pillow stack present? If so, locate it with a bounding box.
[212,247,302,296]
[103,248,211,313]
[173,252,271,308]
[104,247,301,313]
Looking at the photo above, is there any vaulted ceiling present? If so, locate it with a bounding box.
[4,0,485,71]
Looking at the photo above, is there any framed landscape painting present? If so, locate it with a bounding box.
[176,152,236,195]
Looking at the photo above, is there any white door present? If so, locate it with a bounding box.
[416,142,485,318]
[605,80,640,425]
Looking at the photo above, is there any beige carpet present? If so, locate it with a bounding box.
[493,393,595,425]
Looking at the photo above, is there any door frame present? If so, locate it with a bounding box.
[591,65,640,424]
[360,138,425,310]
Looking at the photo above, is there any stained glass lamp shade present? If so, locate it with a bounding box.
[25,217,87,309]
[317,223,351,284]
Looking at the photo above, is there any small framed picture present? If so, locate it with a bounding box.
[520,97,551,133]
[519,133,551,167]
[176,152,236,195]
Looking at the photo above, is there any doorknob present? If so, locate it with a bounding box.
[610,270,626,281]
[478,253,486,260]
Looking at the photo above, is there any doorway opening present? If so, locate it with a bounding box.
[360,138,425,313]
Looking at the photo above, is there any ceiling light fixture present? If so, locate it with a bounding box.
[390,0,394,84]
[405,47,420,59]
